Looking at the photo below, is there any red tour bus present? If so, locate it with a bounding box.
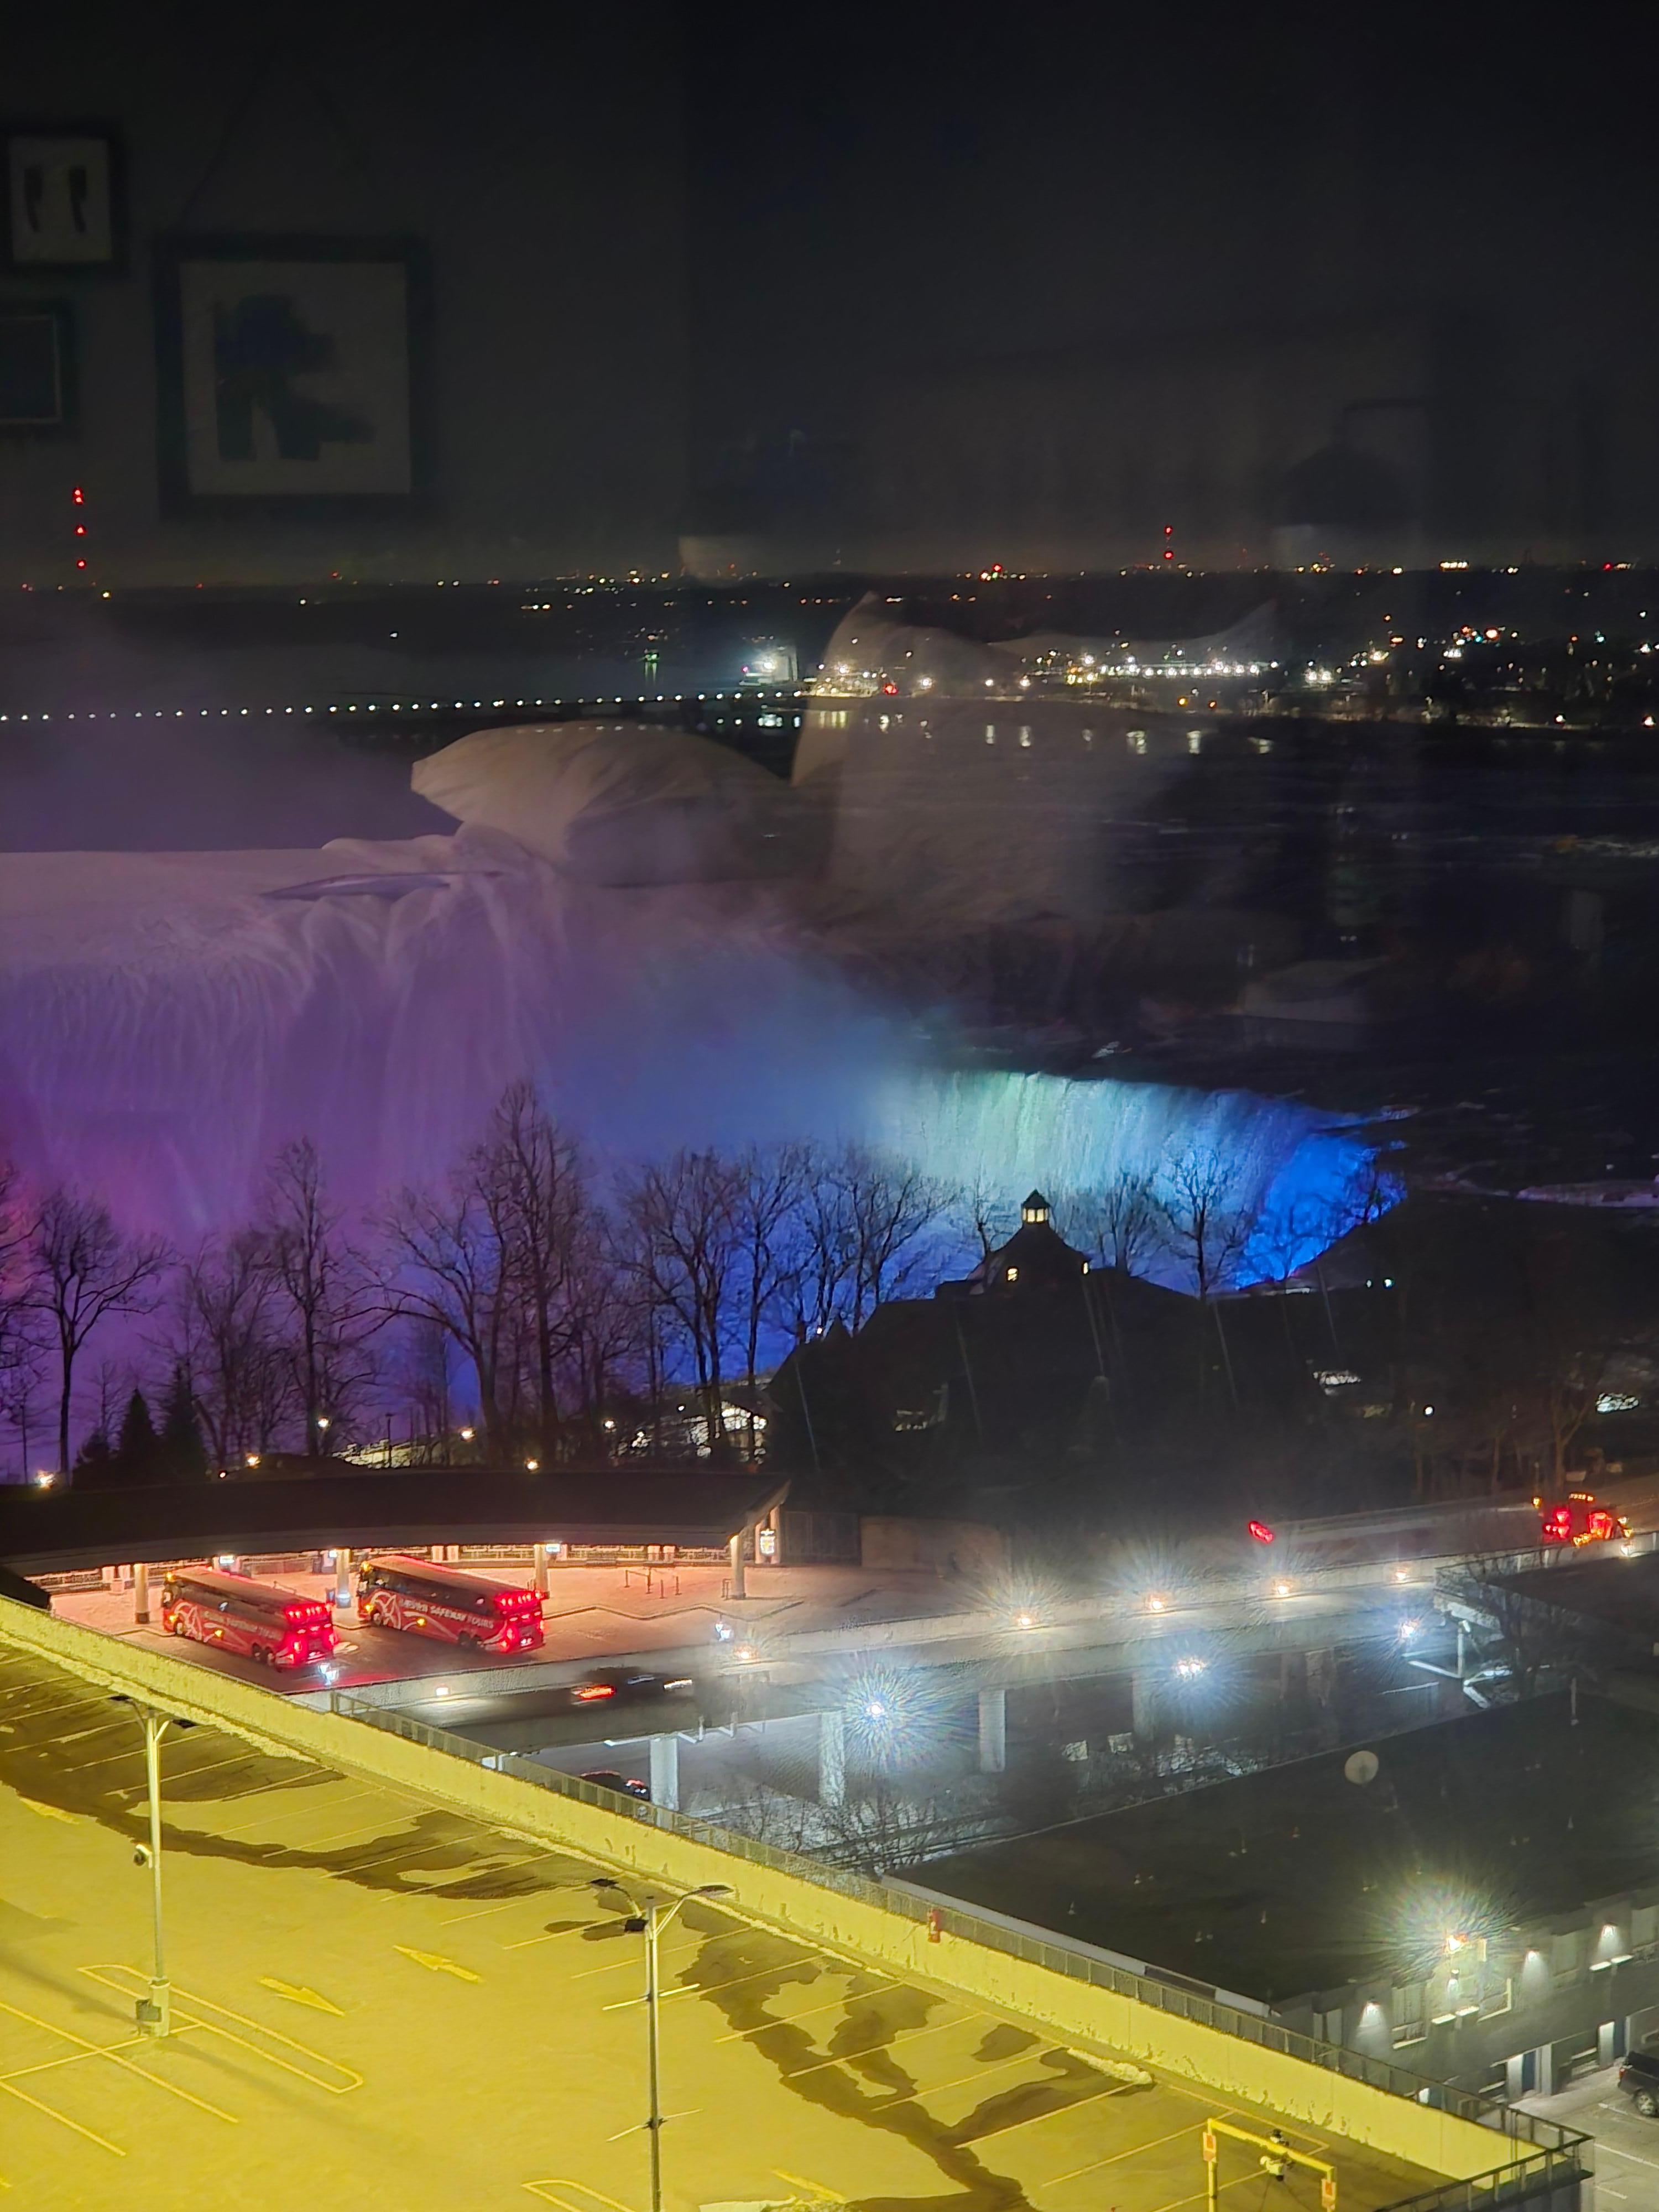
[356,1553,545,1652]
[160,1567,337,1670]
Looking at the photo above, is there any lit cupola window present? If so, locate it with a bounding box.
[1020,1191,1050,1226]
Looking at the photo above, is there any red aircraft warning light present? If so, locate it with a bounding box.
[1248,1520,1276,1545]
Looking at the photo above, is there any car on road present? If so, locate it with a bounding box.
[567,1666,695,1708]
[1618,2051,1659,2116]
[580,1769,651,1800]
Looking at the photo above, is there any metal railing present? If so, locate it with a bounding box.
[330,1692,1591,2205]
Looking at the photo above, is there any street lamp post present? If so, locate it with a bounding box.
[592,1877,733,2212]
[111,1697,194,2037]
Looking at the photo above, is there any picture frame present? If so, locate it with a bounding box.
[2,122,124,274]
[153,233,432,514]
[0,300,75,433]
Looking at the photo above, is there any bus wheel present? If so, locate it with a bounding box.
[456,1633,477,1650]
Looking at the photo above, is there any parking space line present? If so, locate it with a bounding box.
[0,1996,235,2122]
[80,1968,363,2095]
[712,1974,898,2042]
[776,2010,987,2083]
[1040,2117,1201,2187]
[774,2174,844,2202]
[959,2075,1129,2141]
[603,1948,827,2011]
[0,2072,125,2156]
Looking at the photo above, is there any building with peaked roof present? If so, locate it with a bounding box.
[937,1191,1092,1299]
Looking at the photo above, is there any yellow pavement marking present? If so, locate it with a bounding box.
[1142,2177,1260,2212]
[774,2174,845,2201]
[959,2074,1129,2141]
[80,1967,362,2094]
[394,1945,482,1983]
[16,1798,79,1823]
[523,2179,637,2212]
[0,2070,124,2156]
[602,1947,823,2011]
[507,1918,614,1952]
[258,1979,345,2016]
[1041,2118,1205,2188]
[0,1995,234,2122]
[779,2010,984,2083]
[713,1974,898,2042]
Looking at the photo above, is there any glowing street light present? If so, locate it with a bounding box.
[109,1697,196,2036]
[590,1879,735,2212]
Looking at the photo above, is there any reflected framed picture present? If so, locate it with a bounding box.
[3,122,123,272]
[154,233,431,513]
[0,300,74,432]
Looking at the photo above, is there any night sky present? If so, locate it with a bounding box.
[688,1,1659,462]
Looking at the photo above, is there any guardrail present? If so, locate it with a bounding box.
[330,1689,1591,2204]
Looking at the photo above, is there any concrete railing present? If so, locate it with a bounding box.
[0,1593,1592,2210]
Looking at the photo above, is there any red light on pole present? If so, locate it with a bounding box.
[1248,1520,1276,1545]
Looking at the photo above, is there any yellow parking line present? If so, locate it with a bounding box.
[0,2075,125,2156]
[79,1968,362,2095]
[774,2173,845,2202]
[505,1918,615,1953]
[713,1974,898,2042]
[960,2076,1130,2142]
[603,1949,824,2011]
[524,2181,638,2212]
[1041,2118,1203,2188]
[0,1997,234,2122]
[777,2011,984,2083]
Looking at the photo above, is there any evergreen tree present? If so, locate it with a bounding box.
[71,1428,116,1490]
[114,1389,158,1485]
[157,1368,208,1483]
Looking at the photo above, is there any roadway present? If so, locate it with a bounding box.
[51,1552,1458,1712]
[0,1632,1446,2212]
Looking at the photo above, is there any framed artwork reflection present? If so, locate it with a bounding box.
[3,122,123,272]
[154,233,431,513]
[0,301,74,432]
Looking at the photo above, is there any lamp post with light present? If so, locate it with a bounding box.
[591,1877,734,2212]
[109,1695,195,2036]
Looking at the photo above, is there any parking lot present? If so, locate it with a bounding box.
[0,1634,1447,2212]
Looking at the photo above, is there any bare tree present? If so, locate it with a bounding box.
[487,1082,587,1460]
[955,1177,1018,1262]
[1155,1146,1258,1303]
[169,1232,294,1464]
[837,1147,951,1327]
[375,1160,519,1458]
[23,1187,169,1474]
[0,1163,43,1473]
[731,1144,810,1457]
[1060,1172,1167,1276]
[258,1140,378,1447]
[618,1150,743,1448]
[770,1152,857,1347]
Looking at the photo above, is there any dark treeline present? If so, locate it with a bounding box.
[0,1083,1379,1490]
[0,1084,970,1483]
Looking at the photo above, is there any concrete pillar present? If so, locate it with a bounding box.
[533,1543,550,1599]
[728,1530,747,1600]
[818,1709,846,1807]
[977,1687,1007,1773]
[650,1733,680,1810]
[133,1560,150,1626]
[1131,1670,1159,1740]
[333,1548,352,1610]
